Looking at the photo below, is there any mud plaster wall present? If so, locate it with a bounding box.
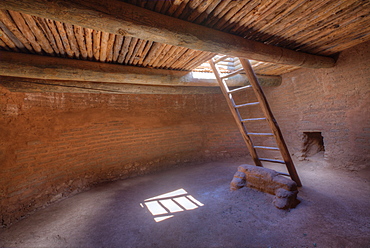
[263,41,370,170]
[0,90,246,227]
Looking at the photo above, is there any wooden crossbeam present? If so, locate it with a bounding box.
[0,76,224,95]
[0,0,336,68]
[0,51,282,87]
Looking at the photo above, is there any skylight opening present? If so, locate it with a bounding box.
[191,54,243,80]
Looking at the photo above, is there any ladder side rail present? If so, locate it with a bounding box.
[239,58,302,186]
[208,60,262,167]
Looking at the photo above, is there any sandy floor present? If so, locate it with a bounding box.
[1,156,369,248]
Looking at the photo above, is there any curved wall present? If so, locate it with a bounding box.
[0,90,246,227]
[264,41,370,169]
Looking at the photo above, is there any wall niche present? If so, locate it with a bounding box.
[301,132,325,158]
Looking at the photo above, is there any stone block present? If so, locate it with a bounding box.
[230,164,300,209]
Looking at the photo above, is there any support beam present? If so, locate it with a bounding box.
[0,51,188,86]
[0,51,281,87]
[0,0,336,68]
[0,76,222,94]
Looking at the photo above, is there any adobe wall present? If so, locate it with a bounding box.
[263,41,370,169]
[0,88,246,227]
[1,41,369,227]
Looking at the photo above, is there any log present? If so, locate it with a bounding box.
[106,33,115,62]
[7,10,42,53]
[99,31,110,62]
[136,40,153,65]
[54,21,73,57]
[74,25,88,59]
[0,24,20,51]
[142,42,166,67]
[124,37,139,64]
[0,51,281,87]
[84,28,93,60]
[34,16,60,55]
[0,10,34,52]
[0,0,336,68]
[0,17,27,51]
[131,39,147,65]
[46,19,66,57]
[0,51,187,85]
[64,23,80,58]
[117,36,131,64]
[92,30,101,61]
[20,13,54,55]
[0,76,222,95]
[112,35,123,62]
[0,39,10,50]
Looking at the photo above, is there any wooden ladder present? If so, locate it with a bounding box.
[209,57,302,187]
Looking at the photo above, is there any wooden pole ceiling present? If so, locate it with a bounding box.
[0,0,336,69]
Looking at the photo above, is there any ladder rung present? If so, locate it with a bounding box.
[259,158,285,164]
[248,132,273,136]
[241,117,266,122]
[213,55,231,64]
[221,68,244,79]
[254,146,280,150]
[227,85,252,93]
[234,102,260,108]
[277,171,290,176]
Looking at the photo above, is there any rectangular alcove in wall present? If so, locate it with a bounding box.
[301,132,325,158]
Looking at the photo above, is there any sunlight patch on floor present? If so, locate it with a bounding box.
[141,188,204,222]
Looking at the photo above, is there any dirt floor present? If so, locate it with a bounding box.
[1,155,369,248]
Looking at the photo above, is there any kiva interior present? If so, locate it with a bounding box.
[0,0,369,247]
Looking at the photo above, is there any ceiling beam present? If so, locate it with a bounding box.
[0,0,336,68]
[0,76,223,95]
[0,51,188,86]
[0,51,281,87]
